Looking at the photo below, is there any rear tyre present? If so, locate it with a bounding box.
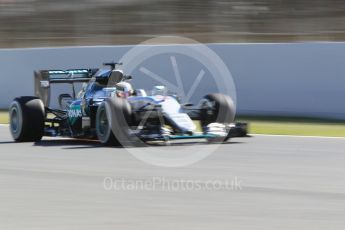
[96,97,133,146]
[9,96,45,142]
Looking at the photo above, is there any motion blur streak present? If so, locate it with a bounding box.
[1,0,345,48]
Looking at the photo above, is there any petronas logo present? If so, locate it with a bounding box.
[68,106,82,125]
[68,109,82,118]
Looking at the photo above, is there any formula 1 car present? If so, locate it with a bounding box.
[9,62,247,146]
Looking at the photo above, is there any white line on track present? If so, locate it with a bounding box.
[0,124,8,127]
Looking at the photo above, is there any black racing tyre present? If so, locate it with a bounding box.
[9,96,45,142]
[95,101,118,146]
[200,93,235,127]
[95,97,133,146]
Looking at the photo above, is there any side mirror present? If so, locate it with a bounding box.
[124,75,132,81]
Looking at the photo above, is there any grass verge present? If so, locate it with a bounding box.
[236,115,345,137]
[0,110,8,124]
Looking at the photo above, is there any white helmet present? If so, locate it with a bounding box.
[152,85,167,96]
[116,82,133,98]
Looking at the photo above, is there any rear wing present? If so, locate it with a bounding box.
[34,68,98,107]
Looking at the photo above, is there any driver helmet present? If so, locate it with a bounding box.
[152,85,167,96]
[116,82,133,98]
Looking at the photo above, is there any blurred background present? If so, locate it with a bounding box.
[1,0,345,48]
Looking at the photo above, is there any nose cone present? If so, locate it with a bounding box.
[169,113,196,133]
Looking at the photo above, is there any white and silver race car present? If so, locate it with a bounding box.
[9,62,247,146]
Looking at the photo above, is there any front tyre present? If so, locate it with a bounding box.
[200,93,235,127]
[9,96,45,142]
[200,93,235,142]
[96,97,133,146]
[95,101,118,146]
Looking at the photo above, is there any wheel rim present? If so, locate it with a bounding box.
[200,99,216,116]
[9,102,23,139]
[10,108,18,133]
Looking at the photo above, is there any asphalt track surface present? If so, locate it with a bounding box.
[0,125,345,230]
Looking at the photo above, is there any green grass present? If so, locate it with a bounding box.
[236,115,345,137]
[0,110,8,124]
